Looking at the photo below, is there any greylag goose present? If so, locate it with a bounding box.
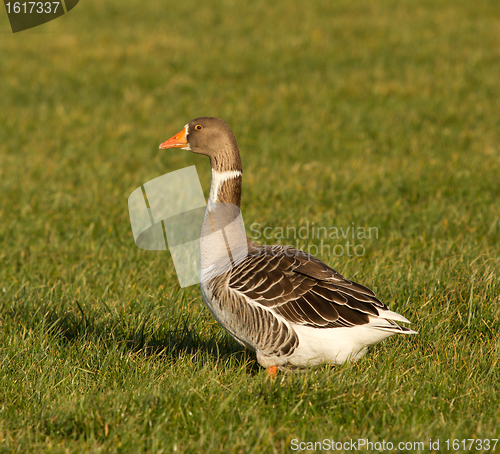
[160,117,416,376]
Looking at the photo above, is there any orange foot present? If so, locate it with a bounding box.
[266,365,277,379]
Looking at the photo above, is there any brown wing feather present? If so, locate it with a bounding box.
[228,243,388,329]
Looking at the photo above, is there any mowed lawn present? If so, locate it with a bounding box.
[1,0,499,452]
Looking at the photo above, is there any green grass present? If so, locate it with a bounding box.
[1,0,500,451]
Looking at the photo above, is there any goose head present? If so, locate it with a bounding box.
[160,117,242,172]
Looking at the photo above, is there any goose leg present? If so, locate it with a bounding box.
[266,365,277,378]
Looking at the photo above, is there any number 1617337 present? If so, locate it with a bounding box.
[5,2,61,14]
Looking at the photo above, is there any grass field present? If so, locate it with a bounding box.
[1,0,499,452]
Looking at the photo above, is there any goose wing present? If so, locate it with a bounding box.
[228,244,396,329]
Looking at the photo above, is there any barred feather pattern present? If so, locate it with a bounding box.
[203,241,411,363]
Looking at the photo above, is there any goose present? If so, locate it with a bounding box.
[160,117,417,376]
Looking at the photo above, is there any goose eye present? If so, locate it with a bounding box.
[195,124,203,130]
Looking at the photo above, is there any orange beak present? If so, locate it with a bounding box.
[159,127,188,149]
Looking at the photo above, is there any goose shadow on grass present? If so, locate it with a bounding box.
[7,298,262,375]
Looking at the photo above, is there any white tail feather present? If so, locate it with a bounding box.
[378,309,412,324]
